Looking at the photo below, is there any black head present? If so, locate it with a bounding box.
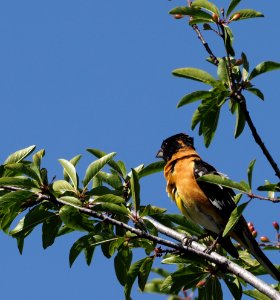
[156,133,194,161]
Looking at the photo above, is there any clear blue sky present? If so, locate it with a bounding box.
[0,1,279,299]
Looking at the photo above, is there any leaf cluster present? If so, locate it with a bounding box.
[0,145,279,299]
[170,0,280,147]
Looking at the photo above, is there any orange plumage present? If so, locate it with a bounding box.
[157,133,280,281]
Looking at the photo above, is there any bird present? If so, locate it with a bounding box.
[156,132,280,281]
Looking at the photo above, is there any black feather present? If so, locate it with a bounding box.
[194,159,239,258]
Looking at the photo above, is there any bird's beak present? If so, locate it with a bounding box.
[156,149,164,159]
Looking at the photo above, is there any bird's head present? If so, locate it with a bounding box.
[156,133,194,162]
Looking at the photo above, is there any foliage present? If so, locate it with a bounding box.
[0,0,280,300]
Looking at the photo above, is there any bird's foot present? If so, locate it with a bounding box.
[182,233,209,247]
[204,235,220,255]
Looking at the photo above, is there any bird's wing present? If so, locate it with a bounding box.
[193,159,236,219]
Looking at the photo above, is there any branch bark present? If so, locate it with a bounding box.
[55,197,280,299]
[1,185,279,298]
[190,20,280,180]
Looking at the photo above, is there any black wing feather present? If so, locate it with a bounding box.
[194,159,236,220]
[194,159,239,258]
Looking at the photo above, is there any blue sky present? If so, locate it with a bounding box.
[0,1,279,299]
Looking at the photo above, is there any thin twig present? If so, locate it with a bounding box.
[189,19,280,180]
[248,192,280,203]
[238,97,280,179]
[191,24,219,65]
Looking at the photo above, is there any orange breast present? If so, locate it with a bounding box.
[164,152,225,234]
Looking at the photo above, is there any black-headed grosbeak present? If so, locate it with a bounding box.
[156,133,280,281]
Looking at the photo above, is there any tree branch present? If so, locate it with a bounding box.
[62,199,280,299]
[52,197,280,299]
[248,192,280,203]
[189,21,280,180]
[238,98,280,179]
[145,217,280,300]
[191,24,219,65]
[1,185,279,298]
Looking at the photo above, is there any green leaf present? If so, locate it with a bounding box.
[58,159,78,190]
[130,169,140,212]
[257,183,280,192]
[241,52,249,80]
[217,58,230,85]
[129,238,155,255]
[169,6,213,21]
[172,68,217,86]
[59,196,83,207]
[192,0,219,15]
[87,148,125,178]
[84,245,95,266]
[93,194,126,204]
[239,250,261,268]
[4,145,36,164]
[138,161,165,179]
[0,177,39,189]
[223,201,249,237]
[249,61,280,80]
[226,0,241,17]
[143,278,165,295]
[191,108,202,130]
[234,103,246,138]
[97,235,118,259]
[161,253,204,265]
[247,160,256,189]
[86,186,113,196]
[199,100,221,147]
[31,149,45,184]
[243,289,271,300]
[205,276,223,300]
[10,204,54,237]
[10,204,54,253]
[138,257,154,291]
[223,25,235,56]
[140,204,166,217]
[161,266,206,294]
[233,193,242,205]
[224,275,242,300]
[229,9,264,21]
[166,213,204,236]
[59,205,94,231]
[42,215,62,249]
[92,202,129,215]
[108,236,126,256]
[124,258,147,300]
[152,268,170,278]
[198,174,251,193]
[63,154,82,182]
[70,233,116,266]
[4,163,41,182]
[177,91,213,108]
[189,17,215,25]
[83,152,116,188]
[95,171,122,189]
[52,180,77,193]
[69,234,95,267]
[0,210,19,233]
[114,246,133,286]
[32,149,45,170]
[246,87,264,101]
[116,160,127,178]
[0,190,34,212]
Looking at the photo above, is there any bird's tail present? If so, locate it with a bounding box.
[232,217,280,281]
